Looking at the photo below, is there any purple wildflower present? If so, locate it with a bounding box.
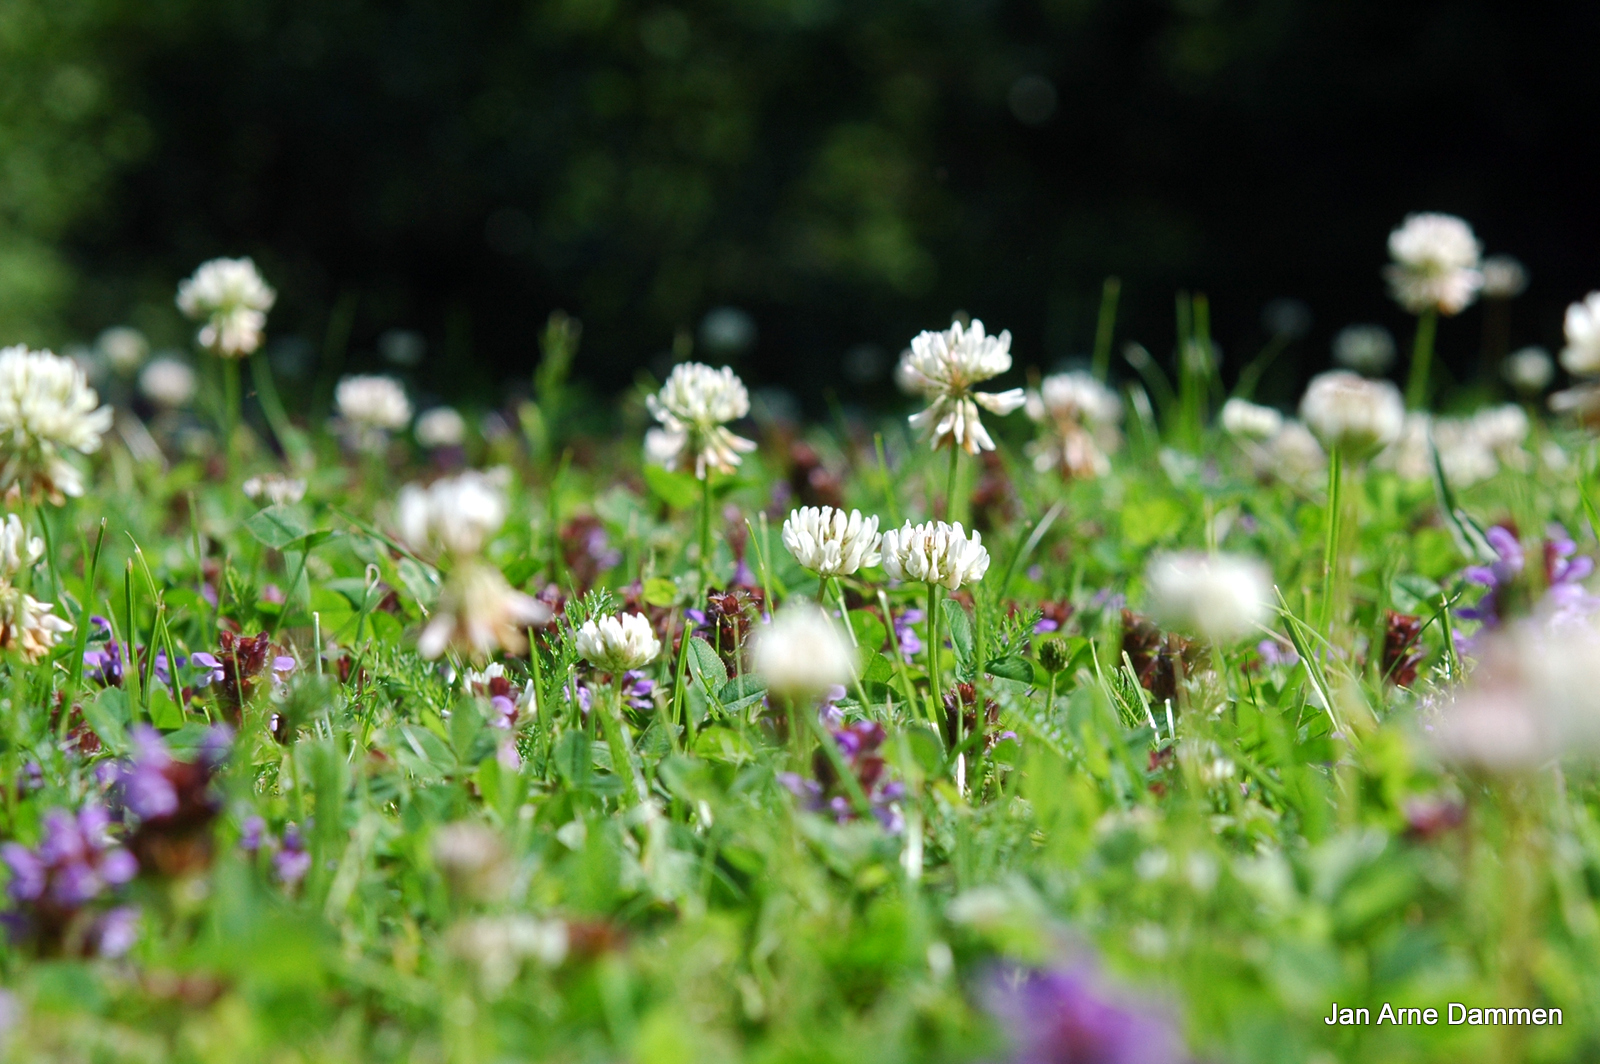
[982,959,1190,1064]
[87,906,140,958]
[1458,525,1524,629]
[83,617,180,688]
[238,816,266,854]
[780,721,904,833]
[894,608,924,661]
[274,823,311,886]
[622,670,655,711]
[1256,638,1299,667]
[114,725,231,876]
[1,802,138,956]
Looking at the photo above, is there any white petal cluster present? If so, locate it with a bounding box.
[418,560,551,662]
[1480,255,1528,299]
[138,357,197,408]
[1024,372,1123,477]
[1145,552,1272,644]
[782,506,882,577]
[0,511,69,663]
[176,257,277,357]
[243,473,307,506]
[1298,370,1405,457]
[1503,346,1554,394]
[1331,324,1396,375]
[1260,421,1327,487]
[750,605,857,697]
[902,320,1026,454]
[336,375,413,432]
[1219,398,1283,440]
[415,406,467,448]
[574,612,662,673]
[1559,292,1600,376]
[1383,212,1484,316]
[1432,619,1600,772]
[644,363,757,479]
[1380,406,1529,486]
[0,345,113,503]
[97,327,149,375]
[397,468,511,557]
[880,520,990,590]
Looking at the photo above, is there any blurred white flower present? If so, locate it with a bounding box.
[415,406,467,449]
[1331,324,1397,375]
[242,473,307,506]
[137,357,197,409]
[336,375,412,435]
[0,581,72,663]
[96,327,149,375]
[1299,370,1405,457]
[418,560,550,662]
[432,822,510,903]
[1252,420,1326,487]
[880,520,990,590]
[645,362,757,479]
[1382,405,1529,486]
[0,345,113,503]
[1220,398,1283,440]
[396,468,511,557]
[0,513,42,581]
[1024,371,1123,477]
[750,605,857,697]
[176,257,276,357]
[448,916,568,995]
[574,612,662,673]
[1503,346,1554,394]
[901,320,1025,454]
[782,506,882,577]
[1559,292,1600,376]
[1145,552,1273,643]
[1479,255,1528,299]
[1383,212,1484,316]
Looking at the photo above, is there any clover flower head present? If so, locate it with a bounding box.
[880,520,991,590]
[574,612,662,673]
[1331,324,1397,375]
[415,406,467,449]
[750,604,857,697]
[1503,346,1554,395]
[0,513,43,581]
[418,560,551,662]
[137,357,198,408]
[1219,398,1283,441]
[781,506,882,577]
[1383,212,1483,316]
[1145,551,1272,643]
[1024,372,1122,477]
[96,327,149,375]
[396,467,511,557]
[335,375,412,442]
[1480,254,1528,299]
[176,257,277,357]
[242,472,307,506]
[1298,370,1405,457]
[0,345,113,503]
[0,583,72,663]
[644,362,757,479]
[902,319,1025,453]
[1560,292,1600,377]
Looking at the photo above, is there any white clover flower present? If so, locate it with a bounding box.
[396,468,511,557]
[0,583,72,663]
[574,612,662,673]
[336,374,412,433]
[1220,398,1283,440]
[1383,212,1484,316]
[1024,371,1123,477]
[448,916,569,995]
[1383,405,1529,486]
[901,320,1025,454]
[781,506,882,578]
[880,520,990,590]
[1242,420,1326,489]
[432,822,510,903]
[242,473,307,506]
[750,605,857,697]
[96,327,149,375]
[1298,370,1405,458]
[1559,292,1600,376]
[418,560,551,662]
[176,257,277,358]
[1145,552,1273,644]
[644,362,757,479]
[1480,255,1528,299]
[1331,324,1397,375]
[0,513,43,581]
[0,345,114,503]
[137,357,197,409]
[1503,346,1554,394]
[415,406,467,449]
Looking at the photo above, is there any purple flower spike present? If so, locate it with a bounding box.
[2,844,46,902]
[275,823,311,886]
[239,816,266,854]
[983,959,1191,1064]
[191,652,225,688]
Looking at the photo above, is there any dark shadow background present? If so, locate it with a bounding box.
[8,0,1598,411]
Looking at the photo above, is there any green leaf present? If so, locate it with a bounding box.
[553,730,593,789]
[686,636,728,689]
[1120,495,1186,549]
[848,609,886,653]
[244,505,312,550]
[148,684,185,730]
[941,597,974,670]
[717,674,767,714]
[985,655,1035,683]
[502,555,541,589]
[860,651,895,685]
[643,465,701,510]
[83,688,130,753]
[643,577,680,607]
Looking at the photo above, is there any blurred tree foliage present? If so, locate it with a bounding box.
[3,1,1599,403]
